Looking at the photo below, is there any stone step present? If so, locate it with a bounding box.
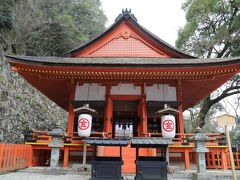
[16,167,89,175]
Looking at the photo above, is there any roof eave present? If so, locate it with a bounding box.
[63,13,195,58]
[5,55,240,68]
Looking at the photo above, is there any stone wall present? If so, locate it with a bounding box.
[0,55,67,143]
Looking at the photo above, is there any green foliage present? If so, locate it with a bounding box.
[184,102,223,132]
[176,0,240,58]
[5,0,107,56]
[26,22,72,56]
[0,0,107,143]
[0,0,13,30]
[230,127,240,148]
[178,0,240,131]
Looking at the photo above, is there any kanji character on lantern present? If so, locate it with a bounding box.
[78,114,92,137]
[161,115,176,139]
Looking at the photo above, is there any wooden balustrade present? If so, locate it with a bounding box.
[149,133,225,146]
[227,151,240,169]
[25,131,110,144]
[0,144,32,172]
[10,131,239,171]
[205,151,240,170]
[25,131,225,147]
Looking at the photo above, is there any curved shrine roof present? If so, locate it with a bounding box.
[64,9,194,58]
[6,55,240,67]
[5,9,240,111]
[6,55,240,110]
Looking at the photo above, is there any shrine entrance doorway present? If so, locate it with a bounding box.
[112,100,139,138]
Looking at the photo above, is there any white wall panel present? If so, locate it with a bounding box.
[146,84,176,101]
[75,83,106,101]
[111,84,141,95]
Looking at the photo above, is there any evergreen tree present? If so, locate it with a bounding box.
[176,0,240,130]
[0,0,107,143]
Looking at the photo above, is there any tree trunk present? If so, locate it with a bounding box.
[191,96,212,131]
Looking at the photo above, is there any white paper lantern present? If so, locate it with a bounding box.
[161,115,176,139]
[78,114,92,137]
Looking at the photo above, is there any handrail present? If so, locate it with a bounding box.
[25,131,225,146]
[148,132,225,145]
[25,131,111,144]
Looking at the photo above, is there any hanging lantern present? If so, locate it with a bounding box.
[74,104,97,137]
[78,114,92,137]
[155,104,179,139]
[161,115,176,139]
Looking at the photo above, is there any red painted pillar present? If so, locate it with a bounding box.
[65,80,76,168]
[27,145,33,167]
[177,80,184,135]
[104,85,112,137]
[63,146,69,168]
[67,80,76,133]
[138,84,148,137]
[193,152,197,164]
[221,149,228,170]
[137,102,142,136]
[141,98,148,136]
[184,148,190,170]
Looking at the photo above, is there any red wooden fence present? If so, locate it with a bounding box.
[227,152,240,169]
[0,144,32,172]
[206,151,240,169]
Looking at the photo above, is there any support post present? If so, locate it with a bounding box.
[67,80,76,133]
[141,84,147,136]
[83,142,87,170]
[120,146,122,160]
[225,125,237,180]
[28,146,33,167]
[221,149,228,170]
[141,97,148,136]
[104,85,112,136]
[136,147,139,161]
[184,149,190,170]
[166,147,170,166]
[177,80,184,134]
[193,152,197,164]
[63,146,69,168]
[67,104,74,133]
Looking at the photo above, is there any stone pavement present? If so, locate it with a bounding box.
[0,167,240,180]
[0,167,186,180]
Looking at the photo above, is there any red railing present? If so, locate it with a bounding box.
[149,133,225,145]
[22,131,240,170]
[0,144,32,172]
[26,131,225,146]
[206,151,240,170]
[26,131,110,144]
[228,152,240,169]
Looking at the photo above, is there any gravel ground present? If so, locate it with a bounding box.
[0,172,190,180]
[0,172,91,180]
[2,168,238,180]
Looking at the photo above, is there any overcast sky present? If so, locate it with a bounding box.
[101,0,186,47]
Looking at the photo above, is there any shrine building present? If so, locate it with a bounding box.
[6,10,240,172]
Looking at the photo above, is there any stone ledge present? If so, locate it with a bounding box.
[44,167,63,175]
[192,172,240,180]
